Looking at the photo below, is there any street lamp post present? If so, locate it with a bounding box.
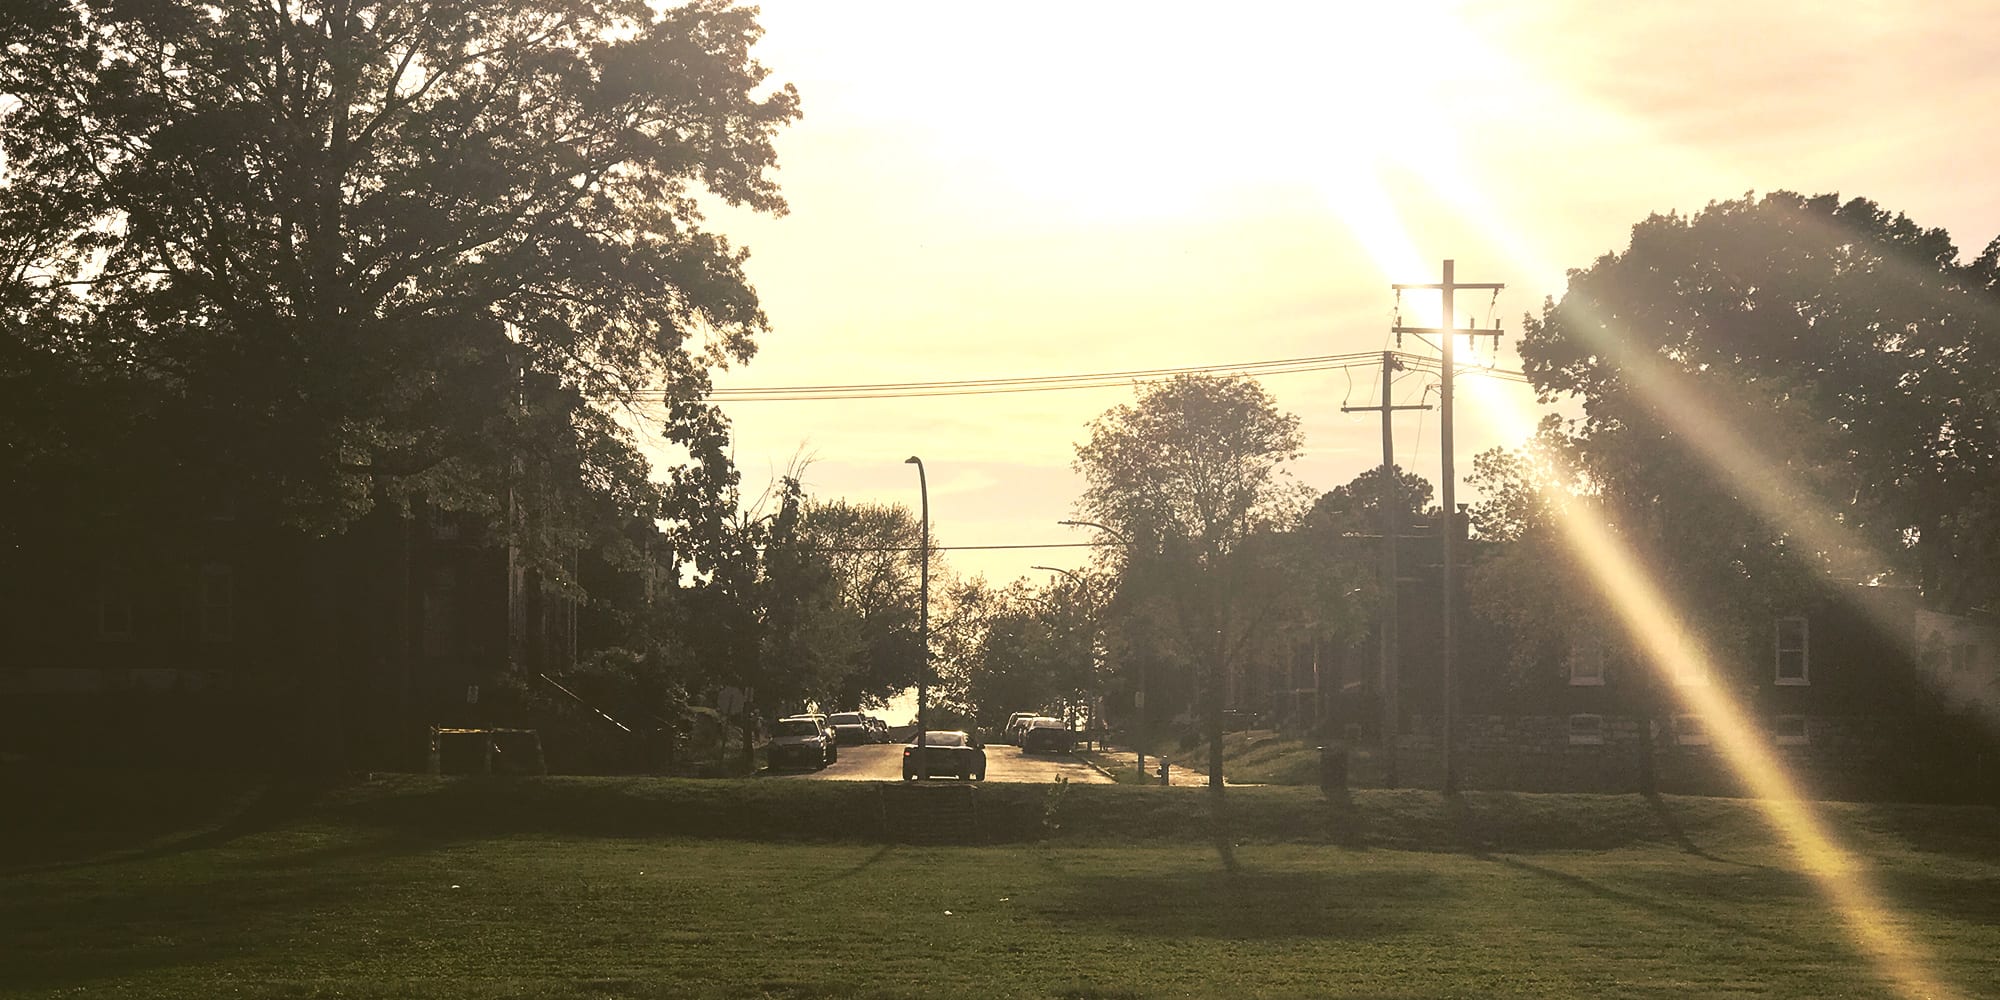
[906,456,929,743]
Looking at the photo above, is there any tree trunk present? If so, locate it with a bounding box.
[1207,665,1226,794]
[1205,650,1235,867]
[296,534,348,775]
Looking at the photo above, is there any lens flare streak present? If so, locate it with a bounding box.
[1459,376,1958,1000]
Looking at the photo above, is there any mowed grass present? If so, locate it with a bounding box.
[4,771,1999,999]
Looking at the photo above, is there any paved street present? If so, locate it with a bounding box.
[764,741,1112,783]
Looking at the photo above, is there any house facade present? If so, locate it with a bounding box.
[1237,517,1996,801]
[0,501,573,770]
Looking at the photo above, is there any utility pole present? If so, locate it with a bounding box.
[1341,351,1430,787]
[905,456,929,741]
[1392,260,1502,794]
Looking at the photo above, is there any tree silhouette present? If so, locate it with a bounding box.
[1075,374,1313,815]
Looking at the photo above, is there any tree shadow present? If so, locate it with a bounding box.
[1040,866,1443,941]
[3,772,334,876]
[1872,868,2000,926]
[0,854,407,993]
[1851,802,2000,861]
[798,844,893,888]
[1642,791,1751,865]
[1475,854,1805,950]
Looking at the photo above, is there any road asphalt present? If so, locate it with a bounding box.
[763,741,1113,784]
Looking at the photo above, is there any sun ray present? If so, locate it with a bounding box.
[1461,375,1959,1000]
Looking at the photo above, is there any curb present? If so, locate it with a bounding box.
[1080,754,1119,782]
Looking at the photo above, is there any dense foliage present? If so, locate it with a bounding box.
[1476,192,2000,695]
[1,0,798,558]
[0,0,801,767]
[1074,375,1368,794]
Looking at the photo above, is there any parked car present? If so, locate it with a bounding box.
[768,716,836,771]
[1002,712,1039,745]
[865,716,890,743]
[828,712,872,745]
[1020,717,1076,755]
[792,713,838,762]
[902,730,986,781]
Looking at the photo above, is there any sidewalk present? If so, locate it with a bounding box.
[1079,743,1232,787]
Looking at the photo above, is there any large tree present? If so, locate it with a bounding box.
[1517,191,2000,660]
[1,0,798,547]
[799,498,928,708]
[1074,374,1315,803]
[0,0,799,767]
[1308,464,1436,542]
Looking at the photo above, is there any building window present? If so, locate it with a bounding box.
[1674,714,1709,745]
[1568,639,1606,686]
[97,569,136,642]
[1775,617,1810,685]
[199,564,234,643]
[1567,714,1604,745]
[1774,715,1810,746]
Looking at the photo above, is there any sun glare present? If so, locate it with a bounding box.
[1461,375,1959,1000]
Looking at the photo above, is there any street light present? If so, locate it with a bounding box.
[1058,518,1129,543]
[906,456,929,744]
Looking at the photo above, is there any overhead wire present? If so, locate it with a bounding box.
[788,542,1099,554]
[642,348,1533,555]
[698,351,1391,401]
[680,350,1528,402]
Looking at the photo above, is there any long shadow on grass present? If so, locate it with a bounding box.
[1853,802,2000,861]
[1476,854,1808,950]
[797,844,893,888]
[3,773,334,875]
[0,847,416,993]
[1643,792,1742,865]
[1039,866,1441,941]
[1876,870,2000,926]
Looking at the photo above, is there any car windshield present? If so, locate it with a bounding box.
[773,719,820,737]
[829,713,863,725]
[918,731,967,747]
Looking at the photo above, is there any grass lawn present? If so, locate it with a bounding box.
[4,771,1998,999]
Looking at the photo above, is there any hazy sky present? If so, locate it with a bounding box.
[676,0,2000,587]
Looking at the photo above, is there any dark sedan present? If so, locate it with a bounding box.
[902,730,986,781]
[1019,717,1076,755]
[767,717,835,771]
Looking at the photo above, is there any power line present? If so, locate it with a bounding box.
[699,351,1393,401]
[618,350,1530,404]
[781,542,1100,554]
